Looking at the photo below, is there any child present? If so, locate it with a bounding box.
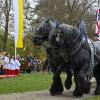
[10,56,15,75]
[3,52,10,75]
[15,56,21,75]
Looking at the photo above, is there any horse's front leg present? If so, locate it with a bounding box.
[73,71,86,97]
[73,72,80,96]
[73,64,91,97]
[64,66,73,90]
[50,65,64,96]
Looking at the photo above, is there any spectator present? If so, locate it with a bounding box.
[0,52,4,75]
[10,56,15,75]
[3,52,10,75]
[26,54,34,68]
[15,56,21,75]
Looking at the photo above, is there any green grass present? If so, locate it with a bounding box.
[0,72,53,94]
[84,96,100,100]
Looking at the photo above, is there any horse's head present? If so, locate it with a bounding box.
[49,28,64,48]
[49,24,81,49]
[33,19,51,45]
[49,24,72,48]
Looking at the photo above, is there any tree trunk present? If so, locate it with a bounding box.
[2,0,11,51]
[3,12,9,50]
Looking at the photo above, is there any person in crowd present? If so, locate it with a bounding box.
[26,54,34,70]
[3,52,10,75]
[10,56,15,75]
[0,52,4,75]
[15,56,21,75]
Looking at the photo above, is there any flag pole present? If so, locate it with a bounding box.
[15,39,16,59]
[12,0,18,59]
[15,47,16,59]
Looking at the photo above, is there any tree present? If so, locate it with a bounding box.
[34,0,97,36]
[0,29,4,50]
[0,0,12,51]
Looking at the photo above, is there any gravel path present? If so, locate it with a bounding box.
[0,79,96,100]
[0,89,95,100]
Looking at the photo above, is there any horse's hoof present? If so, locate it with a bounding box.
[49,87,56,96]
[66,85,71,90]
[73,92,83,97]
[56,91,63,95]
[84,82,91,94]
[50,90,63,96]
[50,91,56,96]
[73,89,84,97]
[65,80,72,90]
[49,86,63,96]
[73,90,77,96]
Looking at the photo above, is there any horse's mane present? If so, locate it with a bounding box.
[58,24,75,34]
[49,20,58,29]
[60,24,73,28]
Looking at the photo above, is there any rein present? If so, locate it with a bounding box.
[64,31,83,56]
[70,40,82,55]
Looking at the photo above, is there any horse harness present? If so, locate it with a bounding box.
[87,39,96,77]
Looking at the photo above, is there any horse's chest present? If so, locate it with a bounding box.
[69,56,80,65]
[69,50,90,67]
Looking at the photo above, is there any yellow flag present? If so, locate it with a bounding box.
[13,0,24,48]
[17,0,24,48]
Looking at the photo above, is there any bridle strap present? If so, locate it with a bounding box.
[70,40,82,55]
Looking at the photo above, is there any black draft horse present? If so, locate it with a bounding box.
[49,23,100,97]
[32,19,73,95]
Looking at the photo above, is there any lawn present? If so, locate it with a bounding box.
[0,72,53,94]
[84,96,100,100]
